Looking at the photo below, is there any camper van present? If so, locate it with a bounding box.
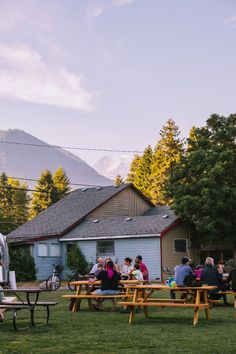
[0,233,10,285]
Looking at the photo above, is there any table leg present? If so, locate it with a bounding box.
[193,290,200,326]
[203,290,210,320]
[128,289,138,324]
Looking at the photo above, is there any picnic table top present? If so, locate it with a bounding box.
[69,279,139,285]
[124,284,217,291]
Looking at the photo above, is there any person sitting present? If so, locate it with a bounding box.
[194,265,203,279]
[170,257,194,299]
[200,257,229,305]
[226,267,236,292]
[90,258,104,275]
[129,263,143,282]
[94,263,104,277]
[120,257,132,280]
[135,255,149,282]
[92,260,121,311]
[217,261,225,275]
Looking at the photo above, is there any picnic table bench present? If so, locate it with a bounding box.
[208,291,236,308]
[62,279,139,312]
[118,284,217,326]
[0,288,58,330]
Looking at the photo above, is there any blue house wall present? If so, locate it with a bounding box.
[61,237,161,280]
[31,238,62,280]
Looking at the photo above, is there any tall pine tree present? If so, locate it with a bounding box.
[150,119,183,205]
[53,166,71,202]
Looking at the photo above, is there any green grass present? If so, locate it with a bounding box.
[1,289,236,354]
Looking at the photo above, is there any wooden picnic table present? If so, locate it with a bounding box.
[118,284,217,326]
[63,279,139,312]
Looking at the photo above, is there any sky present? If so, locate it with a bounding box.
[0,0,236,172]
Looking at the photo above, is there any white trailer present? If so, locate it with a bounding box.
[0,233,10,284]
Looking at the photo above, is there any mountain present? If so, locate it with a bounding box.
[0,129,111,188]
[93,155,132,181]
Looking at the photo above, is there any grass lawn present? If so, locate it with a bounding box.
[1,287,236,354]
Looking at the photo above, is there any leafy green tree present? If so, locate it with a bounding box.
[67,243,90,274]
[169,114,236,245]
[114,175,124,186]
[53,166,71,201]
[150,119,183,205]
[127,154,142,184]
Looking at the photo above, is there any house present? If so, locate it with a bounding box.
[7,183,191,280]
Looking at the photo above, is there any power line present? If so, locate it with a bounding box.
[8,176,104,188]
[0,139,142,154]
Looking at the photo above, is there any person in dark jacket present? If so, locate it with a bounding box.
[200,257,229,305]
[227,268,236,292]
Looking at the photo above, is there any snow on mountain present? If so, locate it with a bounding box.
[93,155,132,181]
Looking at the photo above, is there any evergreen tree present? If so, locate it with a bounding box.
[150,119,183,205]
[168,114,236,245]
[53,166,71,202]
[67,243,89,274]
[127,146,153,198]
[0,173,29,234]
[114,174,124,186]
[30,169,56,218]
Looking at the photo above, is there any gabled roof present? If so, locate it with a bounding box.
[60,211,177,241]
[7,183,154,243]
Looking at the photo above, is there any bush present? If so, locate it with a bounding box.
[67,243,90,275]
[9,246,36,281]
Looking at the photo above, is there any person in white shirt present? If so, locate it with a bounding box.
[120,257,132,279]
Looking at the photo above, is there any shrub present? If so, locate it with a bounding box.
[9,246,36,281]
[67,243,90,275]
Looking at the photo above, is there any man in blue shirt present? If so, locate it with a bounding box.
[170,257,194,299]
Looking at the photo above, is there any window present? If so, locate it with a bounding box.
[174,239,187,253]
[97,240,114,255]
[50,243,61,257]
[38,243,48,257]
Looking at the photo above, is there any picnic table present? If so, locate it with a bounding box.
[0,288,58,330]
[118,284,217,326]
[63,279,139,312]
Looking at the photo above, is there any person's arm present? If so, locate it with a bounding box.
[226,270,232,283]
[200,269,205,281]
[140,263,148,277]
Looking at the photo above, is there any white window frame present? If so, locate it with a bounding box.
[50,243,61,257]
[97,240,115,255]
[173,238,188,254]
[38,243,49,257]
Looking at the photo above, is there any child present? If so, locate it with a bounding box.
[130,263,143,282]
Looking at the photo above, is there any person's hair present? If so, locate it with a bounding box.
[125,257,132,263]
[217,261,224,265]
[205,257,214,266]
[97,263,103,268]
[106,260,114,279]
[134,263,140,270]
[136,255,142,261]
[196,264,203,270]
[181,257,190,264]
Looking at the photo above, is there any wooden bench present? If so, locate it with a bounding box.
[63,293,132,311]
[208,291,236,308]
[0,301,58,330]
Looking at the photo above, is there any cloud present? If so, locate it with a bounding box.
[0,44,93,112]
[225,16,236,24]
[87,0,134,22]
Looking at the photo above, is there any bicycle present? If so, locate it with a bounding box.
[46,264,62,291]
[67,269,88,291]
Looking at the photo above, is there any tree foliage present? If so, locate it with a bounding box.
[127,119,183,204]
[168,114,236,245]
[67,243,90,274]
[0,173,30,234]
[9,246,36,281]
[30,167,71,218]
[114,175,124,186]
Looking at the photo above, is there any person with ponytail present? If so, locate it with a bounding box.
[93,260,121,311]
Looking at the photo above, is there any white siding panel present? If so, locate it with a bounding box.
[115,238,161,280]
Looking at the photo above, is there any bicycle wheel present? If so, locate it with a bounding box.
[46,275,61,291]
[68,277,76,291]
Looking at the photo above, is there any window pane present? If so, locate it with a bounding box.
[97,241,114,255]
[174,239,187,253]
[51,244,61,257]
[38,244,48,257]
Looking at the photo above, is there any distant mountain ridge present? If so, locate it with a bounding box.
[0,129,111,188]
